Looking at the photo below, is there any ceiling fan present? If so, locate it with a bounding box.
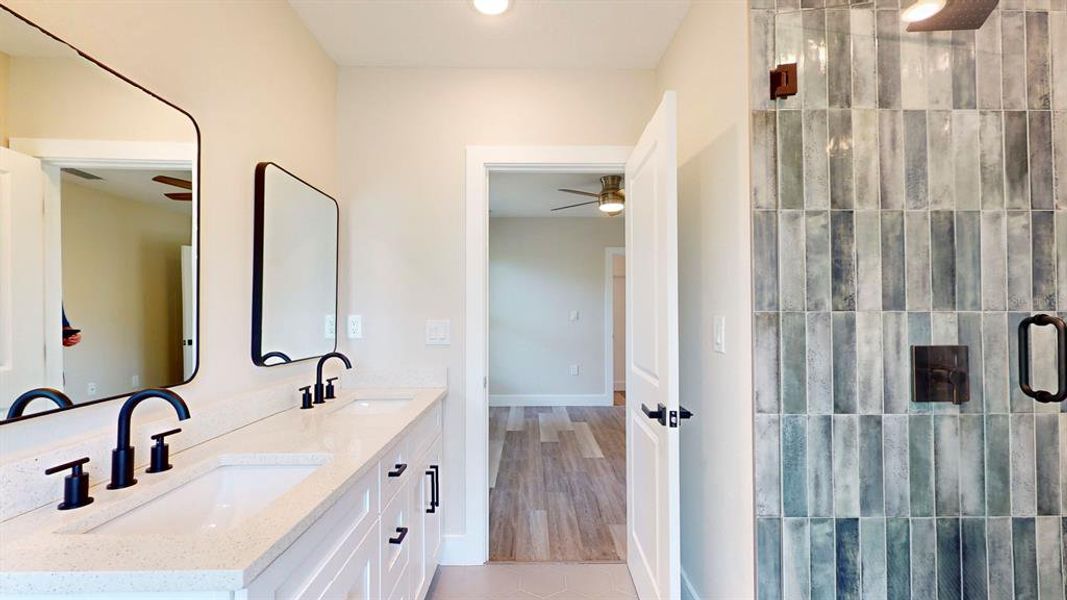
[552,175,625,216]
[152,175,193,201]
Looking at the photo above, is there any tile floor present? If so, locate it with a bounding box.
[427,563,638,599]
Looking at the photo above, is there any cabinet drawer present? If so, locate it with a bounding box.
[380,436,413,506]
[408,402,441,459]
[380,486,412,600]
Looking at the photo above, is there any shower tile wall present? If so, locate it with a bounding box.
[751,3,1067,599]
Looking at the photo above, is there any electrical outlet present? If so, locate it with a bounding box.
[347,315,363,339]
[713,315,726,354]
[570,310,580,322]
[87,382,97,395]
[570,364,580,376]
[426,319,451,345]
[325,315,336,339]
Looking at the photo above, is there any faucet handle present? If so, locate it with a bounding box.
[146,428,182,474]
[45,457,94,510]
[299,385,314,410]
[325,377,339,399]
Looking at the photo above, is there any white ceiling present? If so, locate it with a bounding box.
[289,0,691,69]
[61,168,194,215]
[489,171,622,218]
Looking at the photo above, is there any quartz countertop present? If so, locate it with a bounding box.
[0,387,445,595]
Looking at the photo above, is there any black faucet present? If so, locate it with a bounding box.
[108,389,190,490]
[6,387,74,419]
[314,352,352,404]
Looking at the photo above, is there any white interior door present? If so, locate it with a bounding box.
[0,147,52,400]
[180,244,195,380]
[625,92,680,600]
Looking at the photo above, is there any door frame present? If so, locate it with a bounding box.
[7,137,198,408]
[454,145,631,564]
[604,246,625,400]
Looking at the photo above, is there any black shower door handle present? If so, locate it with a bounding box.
[1018,314,1067,404]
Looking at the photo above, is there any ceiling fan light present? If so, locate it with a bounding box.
[472,0,510,15]
[599,201,624,214]
[901,0,946,22]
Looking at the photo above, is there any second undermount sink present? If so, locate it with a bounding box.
[340,396,414,416]
[88,457,324,536]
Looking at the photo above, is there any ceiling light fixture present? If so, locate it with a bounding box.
[598,196,625,215]
[472,0,510,15]
[901,0,946,22]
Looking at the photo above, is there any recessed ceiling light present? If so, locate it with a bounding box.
[473,0,510,16]
[901,0,946,22]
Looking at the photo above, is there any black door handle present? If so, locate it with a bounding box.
[679,405,694,419]
[431,464,439,509]
[387,463,408,478]
[641,403,667,426]
[388,526,409,545]
[425,469,437,513]
[1018,314,1067,404]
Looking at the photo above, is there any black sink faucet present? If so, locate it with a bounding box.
[109,389,190,490]
[6,387,74,419]
[314,352,352,404]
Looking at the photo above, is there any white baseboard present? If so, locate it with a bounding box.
[681,567,701,600]
[439,534,485,565]
[614,380,626,392]
[488,394,614,407]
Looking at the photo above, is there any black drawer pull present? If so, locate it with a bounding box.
[387,463,408,478]
[425,470,437,513]
[388,526,409,545]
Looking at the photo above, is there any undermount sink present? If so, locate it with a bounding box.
[340,396,414,415]
[88,459,322,536]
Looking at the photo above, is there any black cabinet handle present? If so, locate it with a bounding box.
[641,403,667,426]
[388,526,409,545]
[1019,314,1067,404]
[387,463,408,478]
[425,469,436,513]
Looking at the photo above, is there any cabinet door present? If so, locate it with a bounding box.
[318,523,381,600]
[381,484,412,600]
[415,437,442,599]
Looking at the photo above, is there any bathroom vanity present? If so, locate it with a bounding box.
[0,388,445,599]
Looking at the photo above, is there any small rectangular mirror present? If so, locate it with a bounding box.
[252,162,338,366]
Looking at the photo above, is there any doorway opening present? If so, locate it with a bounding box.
[486,170,627,562]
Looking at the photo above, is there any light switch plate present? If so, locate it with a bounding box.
[713,315,726,354]
[325,315,336,339]
[426,319,451,345]
[570,310,580,322]
[347,315,363,339]
[570,364,580,376]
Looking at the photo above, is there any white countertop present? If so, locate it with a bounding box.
[0,387,446,594]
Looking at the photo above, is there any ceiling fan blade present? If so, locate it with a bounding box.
[165,192,193,201]
[551,199,600,211]
[558,188,600,198]
[153,175,193,190]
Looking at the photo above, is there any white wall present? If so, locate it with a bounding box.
[0,0,337,458]
[488,217,623,404]
[654,3,754,598]
[336,67,657,537]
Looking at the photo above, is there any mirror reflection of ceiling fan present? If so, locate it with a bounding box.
[551,175,625,216]
[152,175,193,201]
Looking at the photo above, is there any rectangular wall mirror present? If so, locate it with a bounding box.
[0,7,199,423]
[252,162,338,366]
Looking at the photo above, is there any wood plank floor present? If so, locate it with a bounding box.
[488,405,626,563]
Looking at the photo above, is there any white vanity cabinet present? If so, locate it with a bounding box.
[242,403,442,600]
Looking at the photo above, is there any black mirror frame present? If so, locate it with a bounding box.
[0,4,201,425]
[251,162,340,367]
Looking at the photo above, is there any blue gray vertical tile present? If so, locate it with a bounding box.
[905,211,932,310]
[781,312,807,414]
[850,11,876,109]
[757,518,783,600]
[834,415,860,516]
[952,111,981,209]
[1062,414,1067,514]
[1003,112,1030,210]
[856,312,883,414]
[801,10,828,109]
[1054,13,1067,112]
[927,32,953,110]
[750,11,776,109]
[930,211,958,310]
[927,111,954,209]
[960,518,989,600]
[975,13,1002,110]
[828,110,854,209]
[826,10,851,109]
[987,414,1013,516]
[1032,211,1056,310]
[832,313,857,414]
[754,211,780,311]
[778,111,804,209]
[782,519,810,600]
[955,212,982,311]
[775,11,803,108]
[910,415,935,516]
[806,211,832,311]
[855,212,882,311]
[1028,112,1054,210]
[756,415,781,517]
[835,518,860,600]
[936,518,962,599]
[987,518,1015,598]
[861,518,888,598]
[900,24,928,110]
[755,313,780,414]
[804,111,830,209]
[951,30,977,109]
[810,518,836,600]
[1035,414,1061,515]
[1006,211,1033,311]
[982,312,1010,413]
[876,11,902,109]
[1026,12,1051,110]
[1012,518,1039,599]
[959,415,987,516]
[1001,12,1027,109]
[978,111,1005,209]
[883,311,910,414]
[883,415,911,516]
[1058,212,1067,309]
[781,416,808,517]
[903,111,929,209]
[779,212,807,311]
[752,111,779,209]
[1011,414,1037,516]
[1056,110,1067,210]
[1036,516,1065,600]
[879,110,905,209]
[808,312,834,415]
[980,211,1007,310]
[882,212,907,310]
[958,312,985,413]
[853,109,880,210]
[910,519,937,599]
[1009,312,1034,412]
[831,212,856,310]
[859,416,885,516]
[886,518,911,600]
[934,415,961,516]
[808,415,834,516]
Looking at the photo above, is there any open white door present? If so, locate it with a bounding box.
[180,245,195,380]
[625,92,680,600]
[0,147,53,400]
